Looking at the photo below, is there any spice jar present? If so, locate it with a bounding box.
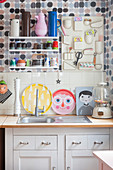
[17,43,22,50]
[50,58,57,67]
[22,43,27,49]
[43,43,47,49]
[10,43,15,49]
[33,43,38,49]
[46,41,52,49]
[37,43,41,49]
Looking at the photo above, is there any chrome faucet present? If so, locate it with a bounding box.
[35,89,45,117]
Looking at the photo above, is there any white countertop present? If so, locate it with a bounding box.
[93,151,113,169]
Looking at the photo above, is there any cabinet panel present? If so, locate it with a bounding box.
[14,136,35,150]
[66,135,87,150]
[14,151,57,170]
[88,135,109,150]
[66,150,99,170]
[36,136,57,150]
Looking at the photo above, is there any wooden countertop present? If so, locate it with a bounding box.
[1,115,113,128]
[93,151,113,169]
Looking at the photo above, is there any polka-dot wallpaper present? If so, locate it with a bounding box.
[0,0,112,87]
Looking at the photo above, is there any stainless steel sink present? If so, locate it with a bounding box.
[17,115,92,124]
[54,116,92,123]
[17,116,55,124]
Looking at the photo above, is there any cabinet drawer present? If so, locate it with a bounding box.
[14,136,35,150]
[36,136,57,150]
[88,135,109,150]
[66,135,87,150]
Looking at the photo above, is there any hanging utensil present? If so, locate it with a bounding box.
[73,51,83,66]
[93,53,97,65]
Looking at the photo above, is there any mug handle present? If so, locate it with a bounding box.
[57,19,61,28]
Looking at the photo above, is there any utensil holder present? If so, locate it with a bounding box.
[95,41,102,54]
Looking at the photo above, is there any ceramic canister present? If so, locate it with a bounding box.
[10,19,19,37]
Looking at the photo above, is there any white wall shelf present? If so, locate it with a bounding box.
[8,36,60,72]
[9,49,58,52]
[9,66,58,69]
[9,36,59,40]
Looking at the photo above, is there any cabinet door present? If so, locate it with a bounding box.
[14,151,57,170]
[66,150,99,170]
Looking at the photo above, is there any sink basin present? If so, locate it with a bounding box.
[17,116,55,124]
[17,116,91,124]
[54,116,92,123]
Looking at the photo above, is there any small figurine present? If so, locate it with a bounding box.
[0,80,12,104]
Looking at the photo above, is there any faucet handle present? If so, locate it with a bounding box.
[38,106,45,113]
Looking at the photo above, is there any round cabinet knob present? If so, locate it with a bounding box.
[19,141,29,145]
[72,141,81,145]
[53,167,56,170]
[41,141,51,145]
[67,167,71,170]
[94,141,103,145]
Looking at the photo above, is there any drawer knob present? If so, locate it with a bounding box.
[72,141,81,145]
[53,167,56,170]
[94,141,103,145]
[19,141,29,145]
[41,141,51,145]
[67,167,71,170]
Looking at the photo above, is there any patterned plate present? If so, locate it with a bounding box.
[52,89,76,115]
[22,84,52,115]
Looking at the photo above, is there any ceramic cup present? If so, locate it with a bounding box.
[95,41,102,54]
[63,19,72,29]
[85,34,93,44]
[84,20,90,26]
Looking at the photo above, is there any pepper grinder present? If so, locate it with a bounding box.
[15,78,21,116]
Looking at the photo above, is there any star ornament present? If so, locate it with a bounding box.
[0,0,7,3]
[56,79,61,84]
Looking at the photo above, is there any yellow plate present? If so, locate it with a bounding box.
[22,84,52,115]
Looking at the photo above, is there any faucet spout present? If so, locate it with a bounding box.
[35,89,45,117]
[35,89,39,117]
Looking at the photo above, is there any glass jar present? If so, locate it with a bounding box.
[93,82,111,104]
